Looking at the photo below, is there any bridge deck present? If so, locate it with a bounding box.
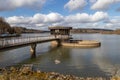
[0,36,60,50]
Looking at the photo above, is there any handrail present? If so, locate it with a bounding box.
[0,35,70,48]
[0,36,57,48]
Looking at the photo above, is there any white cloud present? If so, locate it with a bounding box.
[5,11,109,29]
[92,12,108,21]
[91,0,120,10]
[104,16,120,23]
[46,13,64,23]
[102,16,120,29]
[104,23,120,30]
[7,16,32,24]
[0,0,46,11]
[6,11,120,30]
[65,11,108,23]
[35,24,47,27]
[109,19,120,23]
[31,12,64,24]
[32,14,46,23]
[64,0,87,11]
[6,12,64,27]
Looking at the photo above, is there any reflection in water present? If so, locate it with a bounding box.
[69,48,110,77]
[0,33,120,77]
[0,47,30,67]
[92,47,120,76]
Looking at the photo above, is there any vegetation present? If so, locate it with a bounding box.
[71,28,120,34]
[0,17,45,35]
[0,17,11,34]
[0,66,118,80]
[114,29,120,34]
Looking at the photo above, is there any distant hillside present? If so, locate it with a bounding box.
[71,28,113,34]
[114,29,120,34]
[11,26,48,34]
[71,28,120,34]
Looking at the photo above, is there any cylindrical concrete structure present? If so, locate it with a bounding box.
[61,40,101,48]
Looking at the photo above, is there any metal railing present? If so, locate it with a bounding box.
[0,36,56,48]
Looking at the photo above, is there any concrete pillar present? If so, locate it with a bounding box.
[30,43,37,58]
[51,40,61,47]
[57,39,61,47]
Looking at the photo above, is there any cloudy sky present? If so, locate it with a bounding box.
[0,0,120,30]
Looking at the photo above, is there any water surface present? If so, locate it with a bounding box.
[0,33,120,77]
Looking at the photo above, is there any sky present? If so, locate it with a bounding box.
[0,0,120,30]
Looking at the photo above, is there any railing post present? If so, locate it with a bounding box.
[30,43,37,58]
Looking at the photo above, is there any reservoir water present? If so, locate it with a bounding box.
[0,33,120,77]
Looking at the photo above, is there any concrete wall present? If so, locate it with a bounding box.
[51,40,101,48]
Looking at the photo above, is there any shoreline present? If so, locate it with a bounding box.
[0,65,119,80]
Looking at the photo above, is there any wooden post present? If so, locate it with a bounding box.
[30,43,37,58]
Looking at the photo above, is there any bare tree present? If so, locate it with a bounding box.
[0,17,11,34]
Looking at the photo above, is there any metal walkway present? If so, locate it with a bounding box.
[0,36,59,50]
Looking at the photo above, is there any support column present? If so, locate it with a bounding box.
[51,39,61,47]
[30,43,37,58]
[56,39,61,47]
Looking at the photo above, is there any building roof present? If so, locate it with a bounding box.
[49,26,72,30]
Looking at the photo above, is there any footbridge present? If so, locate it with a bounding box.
[0,26,72,58]
[0,36,63,58]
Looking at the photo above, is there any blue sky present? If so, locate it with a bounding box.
[0,0,120,30]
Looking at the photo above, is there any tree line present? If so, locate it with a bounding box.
[0,17,22,34]
[0,17,43,35]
